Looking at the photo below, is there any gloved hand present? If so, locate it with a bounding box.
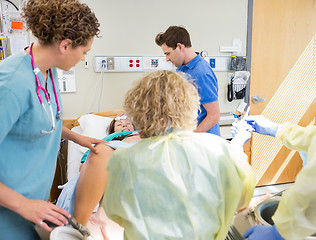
[231,119,254,137]
[243,225,285,240]
[230,119,254,148]
[230,128,252,148]
[299,152,308,166]
[244,115,280,137]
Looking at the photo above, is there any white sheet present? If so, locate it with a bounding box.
[66,126,124,240]
[67,126,83,181]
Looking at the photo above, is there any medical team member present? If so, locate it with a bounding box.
[0,0,101,239]
[73,70,255,239]
[155,26,221,136]
[238,115,316,240]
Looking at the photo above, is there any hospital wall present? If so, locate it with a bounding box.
[61,0,249,119]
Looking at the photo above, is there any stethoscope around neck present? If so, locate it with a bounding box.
[30,42,62,134]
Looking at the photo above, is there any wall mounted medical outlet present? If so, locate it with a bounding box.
[209,58,215,68]
[94,56,230,73]
[204,56,231,71]
[94,56,175,72]
[94,56,143,72]
[231,56,247,71]
[200,50,208,58]
[57,68,76,93]
[142,56,174,71]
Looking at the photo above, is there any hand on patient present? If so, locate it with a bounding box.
[17,198,71,232]
[244,115,280,137]
[76,135,108,154]
[62,126,107,154]
[243,225,284,240]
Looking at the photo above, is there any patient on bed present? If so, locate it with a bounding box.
[56,114,141,239]
[57,113,140,212]
[80,114,140,166]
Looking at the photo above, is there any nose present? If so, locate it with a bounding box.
[166,56,170,62]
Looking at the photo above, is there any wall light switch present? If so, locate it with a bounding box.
[84,58,88,69]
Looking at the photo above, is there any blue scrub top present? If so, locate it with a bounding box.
[177,54,220,136]
[0,51,63,239]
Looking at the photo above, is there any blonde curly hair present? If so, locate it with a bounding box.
[124,70,200,138]
[22,0,100,47]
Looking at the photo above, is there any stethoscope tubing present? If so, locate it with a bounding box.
[30,43,61,133]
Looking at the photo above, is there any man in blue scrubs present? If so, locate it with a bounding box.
[155,26,220,136]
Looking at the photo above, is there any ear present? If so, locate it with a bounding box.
[58,39,73,53]
[177,43,185,52]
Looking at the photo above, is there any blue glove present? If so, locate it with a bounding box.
[244,115,280,137]
[243,225,284,240]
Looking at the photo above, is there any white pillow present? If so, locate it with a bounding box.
[78,114,113,140]
[77,114,113,155]
[67,126,83,180]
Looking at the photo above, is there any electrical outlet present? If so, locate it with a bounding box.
[125,57,142,71]
[94,56,143,72]
[107,57,114,70]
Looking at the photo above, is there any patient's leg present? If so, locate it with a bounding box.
[73,144,114,225]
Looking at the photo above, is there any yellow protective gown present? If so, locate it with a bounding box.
[273,124,316,240]
[103,130,255,240]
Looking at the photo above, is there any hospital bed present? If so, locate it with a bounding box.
[60,110,249,240]
[57,110,253,240]
[62,110,125,240]
[59,111,303,240]
[64,110,122,180]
